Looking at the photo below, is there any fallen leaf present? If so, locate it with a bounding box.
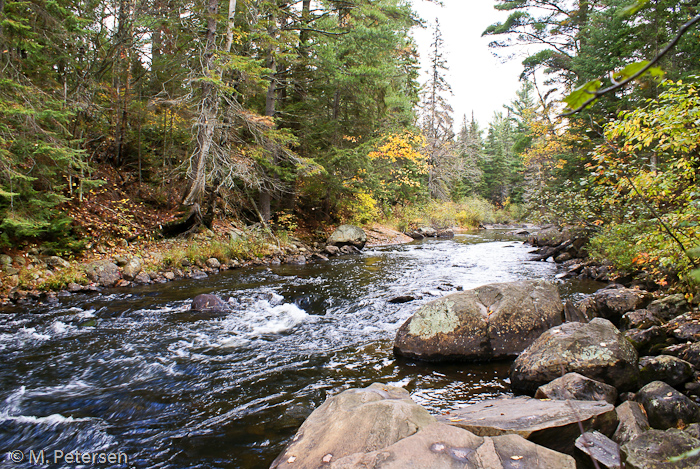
[511,455,523,460]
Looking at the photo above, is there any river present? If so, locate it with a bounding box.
[0,231,602,468]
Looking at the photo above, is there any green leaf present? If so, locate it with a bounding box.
[613,61,665,82]
[618,0,650,18]
[563,80,602,111]
[668,445,700,462]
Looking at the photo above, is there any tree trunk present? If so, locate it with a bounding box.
[182,0,220,206]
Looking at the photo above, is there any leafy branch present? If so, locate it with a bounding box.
[561,12,700,116]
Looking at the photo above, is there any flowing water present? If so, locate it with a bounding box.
[0,231,602,468]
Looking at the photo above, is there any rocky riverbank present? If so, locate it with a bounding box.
[273,276,700,468]
[0,223,413,306]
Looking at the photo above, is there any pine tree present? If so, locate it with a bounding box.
[420,19,458,201]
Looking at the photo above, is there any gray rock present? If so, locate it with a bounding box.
[613,401,650,446]
[327,225,367,249]
[592,287,647,323]
[685,423,700,439]
[84,260,120,287]
[67,282,82,293]
[665,312,700,343]
[286,255,306,265]
[339,245,360,255]
[661,342,700,370]
[113,255,128,266]
[435,229,454,238]
[575,431,621,469]
[440,396,617,455]
[647,294,689,321]
[44,256,69,268]
[205,258,221,269]
[511,318,639,394]
[163,272,175,280]
[270,383,436,469]
[190,269,207,280]
[324,245,340,256]
[535,372,618,404]
[621,309,663,331]
[0,254,12,266]
[639,355,694,387]
[329,422,576,469]
[311,253,329,262]
[394,280,563,362]
[624,326,667,355]
[621,429,700,468]
[121,257,143,281]
[564,300,590,323]
[133,271,150,284]
[635,381,700,429]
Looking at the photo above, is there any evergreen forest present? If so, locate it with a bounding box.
[1,0,699,292]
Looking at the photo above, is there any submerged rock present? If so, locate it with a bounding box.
[439,396,617,455]
[510,318,639,394]
[394,280,563,362]
[190,294,231,314]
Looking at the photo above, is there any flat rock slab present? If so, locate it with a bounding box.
[330,423,576,469]
[575,431,621,469]
[440,397,617,454]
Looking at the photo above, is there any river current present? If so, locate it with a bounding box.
[0,231,601,468]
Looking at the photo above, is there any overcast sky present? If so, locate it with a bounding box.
[410,0,527,129]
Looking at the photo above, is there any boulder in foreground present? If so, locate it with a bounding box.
[394,280,563,362]
[271,384,576,469]
[329,422,576,469]
[510,318,639,394]
[269,383,435,468]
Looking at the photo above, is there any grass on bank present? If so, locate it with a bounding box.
[376,197,527,232]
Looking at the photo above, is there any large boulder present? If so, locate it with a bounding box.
[534,372,618,404]
[84,260,120,287]
[270,383,436,468]
[634,381,700,430]
[328,423,576,469]
[326,225,367,250]
[621,429,700,468]
[440,396,617,455]
[394,280,563,362]
[510,318,639,394]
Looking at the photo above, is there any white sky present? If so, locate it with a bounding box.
[410,0,527,129]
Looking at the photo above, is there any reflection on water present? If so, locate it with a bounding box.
[0,231,601,468]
